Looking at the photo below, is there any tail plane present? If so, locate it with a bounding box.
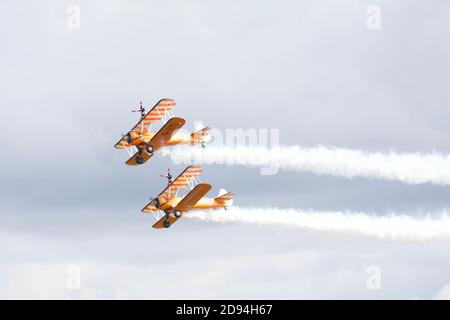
[215,189,234,207]
[191,127,210,145]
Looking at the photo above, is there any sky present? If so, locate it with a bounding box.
[1,0,450,299]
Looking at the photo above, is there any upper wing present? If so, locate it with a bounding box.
[158,165,202,203]
[114,98,175,149]
[148,117,185,149]
[131,98,176,133]
[141,165,203,212]
[175,183,212,211]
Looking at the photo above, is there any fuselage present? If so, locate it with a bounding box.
[120,130,193,149]
[142,197,229,214]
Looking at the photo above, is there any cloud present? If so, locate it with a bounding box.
[2,0,450,300]
[433,284,450,300]
[1,223,449,300]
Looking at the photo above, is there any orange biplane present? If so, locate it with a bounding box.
[114,98,209,165]
[142,166,234,229]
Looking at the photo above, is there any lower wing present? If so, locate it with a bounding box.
[176,183,212,211]
[152,215,178,229]
[152,183,212,229]
[125,117,185,166]
[125,150,154,166]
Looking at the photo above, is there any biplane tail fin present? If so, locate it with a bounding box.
[214,189,234,207]
[190,127,210,144]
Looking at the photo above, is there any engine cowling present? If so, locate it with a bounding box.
[126,131,139,143]
[150,198,160,209]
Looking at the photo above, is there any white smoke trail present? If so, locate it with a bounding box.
[185,207,450,242]
[161,146,450,185]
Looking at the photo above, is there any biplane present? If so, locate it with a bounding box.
[114,98,210,165]
[142,166,234,229]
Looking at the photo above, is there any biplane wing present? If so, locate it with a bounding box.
[191,127,211,145]
[152,183,212,229]
[114,137,129,149]
[152,215,178,229]
[125,117,186,166]
[175,183,212,211]
[159,165,202,200]
[125,149,154,166]
[147,117,185,149]
[141,165,203,212]
[131,98,175,133]
[114,98,176,149]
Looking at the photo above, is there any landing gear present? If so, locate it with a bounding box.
[163,219,171,228]
[164,207,181,219]
[136,156,144,164]
[174,210,182,219]
[146,143,154,154]
[135,144,147,164]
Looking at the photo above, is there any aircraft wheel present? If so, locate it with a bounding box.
[163,219,171,228]
[146,143,154,154]
[125,133,132,143]
[174,210,182,219]
[136,156,144,165]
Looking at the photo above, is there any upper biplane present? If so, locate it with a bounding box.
[142,166,234,229]
[114,98,210,165]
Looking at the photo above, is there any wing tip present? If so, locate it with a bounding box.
[158,98,176,106]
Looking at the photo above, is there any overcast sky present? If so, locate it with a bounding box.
[1,0,450,299]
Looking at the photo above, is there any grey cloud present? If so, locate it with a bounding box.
[1,0,450,299]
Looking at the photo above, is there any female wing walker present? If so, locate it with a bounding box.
[141,166,234,229]
[114,98,210,165]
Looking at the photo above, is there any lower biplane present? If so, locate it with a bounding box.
[114,98,209,166]
[141,166,234,229]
